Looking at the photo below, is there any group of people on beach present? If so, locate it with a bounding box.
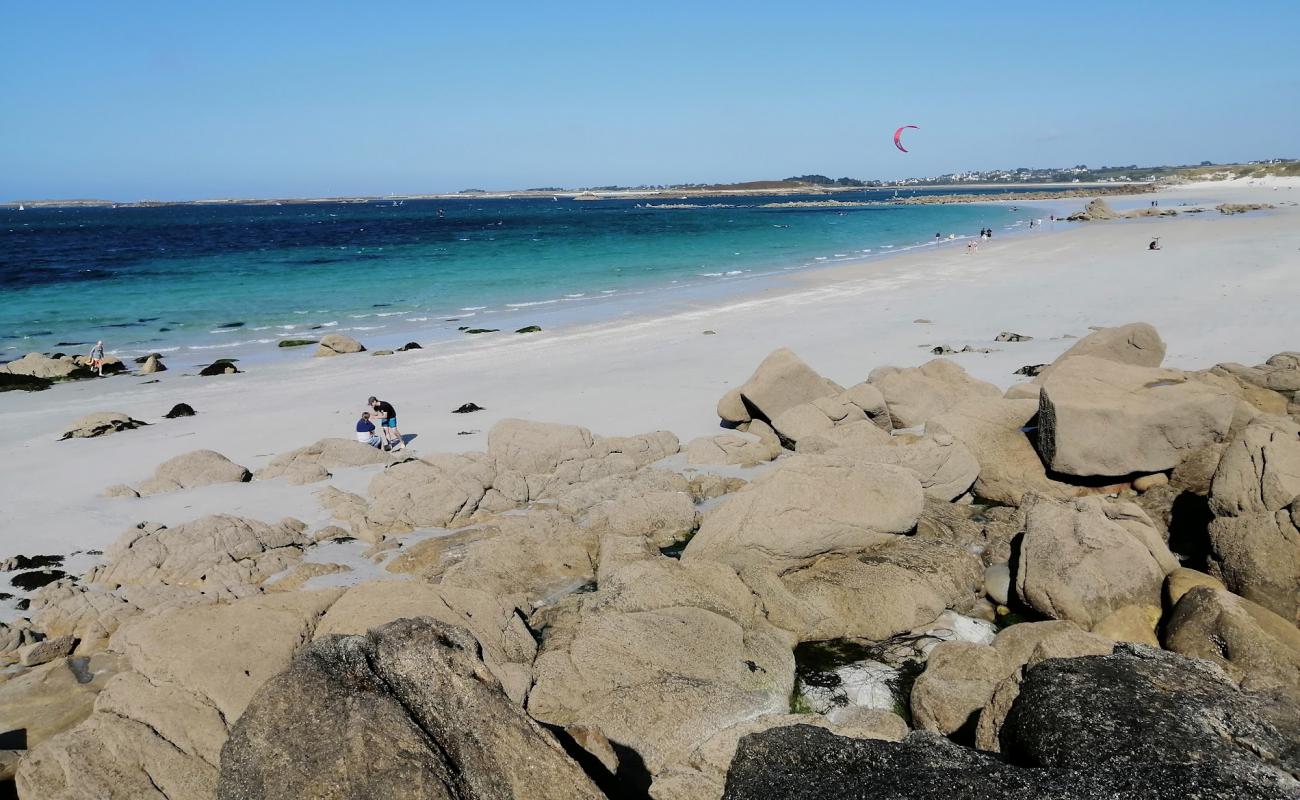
[356,396,404,451]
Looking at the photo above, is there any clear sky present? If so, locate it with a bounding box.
[3,0,1298,200]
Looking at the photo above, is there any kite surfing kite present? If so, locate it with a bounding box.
[893,124,919,153]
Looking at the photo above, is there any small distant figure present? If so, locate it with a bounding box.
[934,232,942,244]
[437,208,446,218]
[966,240,978,254]
[1049,214,1056,222]
[368,396,404,451]
[88,340,105,376]
[355,411,382,448]
[1149,238,1161,251]
[985,227,992,239]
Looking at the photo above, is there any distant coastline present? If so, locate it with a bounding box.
[2,181,1150,210]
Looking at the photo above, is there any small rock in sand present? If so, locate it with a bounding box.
[396,341,422,351]
[453,403,485,414]
[995,332,1033,342]
[198,359,240,376]
[163,403,196,419]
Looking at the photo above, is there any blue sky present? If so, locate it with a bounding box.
[3,1,1298,200]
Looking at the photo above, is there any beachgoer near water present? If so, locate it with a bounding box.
[1149,238,1161,251]
[355,411,382,448]
[89,341,105,376]
[934,232,941,244]
[368,396,404,451]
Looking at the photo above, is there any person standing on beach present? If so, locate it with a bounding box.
[368,396,404,451]
[88,341,105,376]
[934,232,941,245]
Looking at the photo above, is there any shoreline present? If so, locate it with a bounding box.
[0,178,1297,561]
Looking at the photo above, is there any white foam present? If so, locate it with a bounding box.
[506,299,559,308]
[460,306,487,311]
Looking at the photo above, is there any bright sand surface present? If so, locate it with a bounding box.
[2,178,1297,556]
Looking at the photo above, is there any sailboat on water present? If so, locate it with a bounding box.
[17,203,24,211]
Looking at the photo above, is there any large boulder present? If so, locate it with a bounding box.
[682,455,924,571]
[868,359,1000,429]
[719,348,841,424]
[0,352,89,380]
[653,711,905,800]
[312,579,537,702]
[793,419,894,454]
[254,437,394,484]
[750,536,983,642]
[811,433,978,501]
[1164,585,1300,699]
[770,382,891,446]
[138,354,166,374]
[721,724,1298,800]
[1206,418,1300,621]
[217,618,603,800]
[526,559,796,780]
[16,590,342,800]
[999,644,1300,787]
[313,333,365,356]
[363,453,497,533]
[910,621,1113,741]
[1047,322,1166,370]
[1037,356,1235,477]
[686,431,778,467]
[60,411,147,440]
[1015,495,1176,636]
[0,653,123,781]
[930,398,1078,505]
[136,449,251,495]
[87,515,311,598]
[487,418,592,475]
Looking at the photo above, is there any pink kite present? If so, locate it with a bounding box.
[894,125,919,153]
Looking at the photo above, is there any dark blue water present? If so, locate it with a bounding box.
[1,188,1051,362]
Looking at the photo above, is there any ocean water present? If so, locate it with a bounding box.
[1,189,1053,364]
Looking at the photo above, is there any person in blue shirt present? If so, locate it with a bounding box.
[355,411,382,448]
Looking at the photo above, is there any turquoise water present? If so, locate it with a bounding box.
[1,191,1051,364]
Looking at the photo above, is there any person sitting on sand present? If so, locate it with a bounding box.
[355,411,382,448]
[88,341,105,376]
[368,396,404,451]
[1149,238,1161,251]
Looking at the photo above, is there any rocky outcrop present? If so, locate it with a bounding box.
[868,359,1001,428]
[254,437,394,484]
[653,711,906,800]
[0,352,91,380]
[749,536,983,642]
[1046,322,1166,372]
[999,644,1300,787]
[87,515,312,598]
[136,449,252,495]
[686,431,779,467]
[312,580,537,702]
[1037,356,1235,477]
[769,382,891,447]
[716,347,841,425]
[313,333,365,356]
[526,558,796,782]
[1015,495,1176,638]
[929,398,1077,505]
[1164,585,1300,699]
[721,724,1298,799]
[682,455,923,571]
[808,433,978,501]
[59,411,147,440]
[1205,418,1300,621]
[139,354,166,374]
[218,618,603,800]
[16,590,342,800]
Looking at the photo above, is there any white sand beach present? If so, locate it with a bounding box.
[1,178,1297,557]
